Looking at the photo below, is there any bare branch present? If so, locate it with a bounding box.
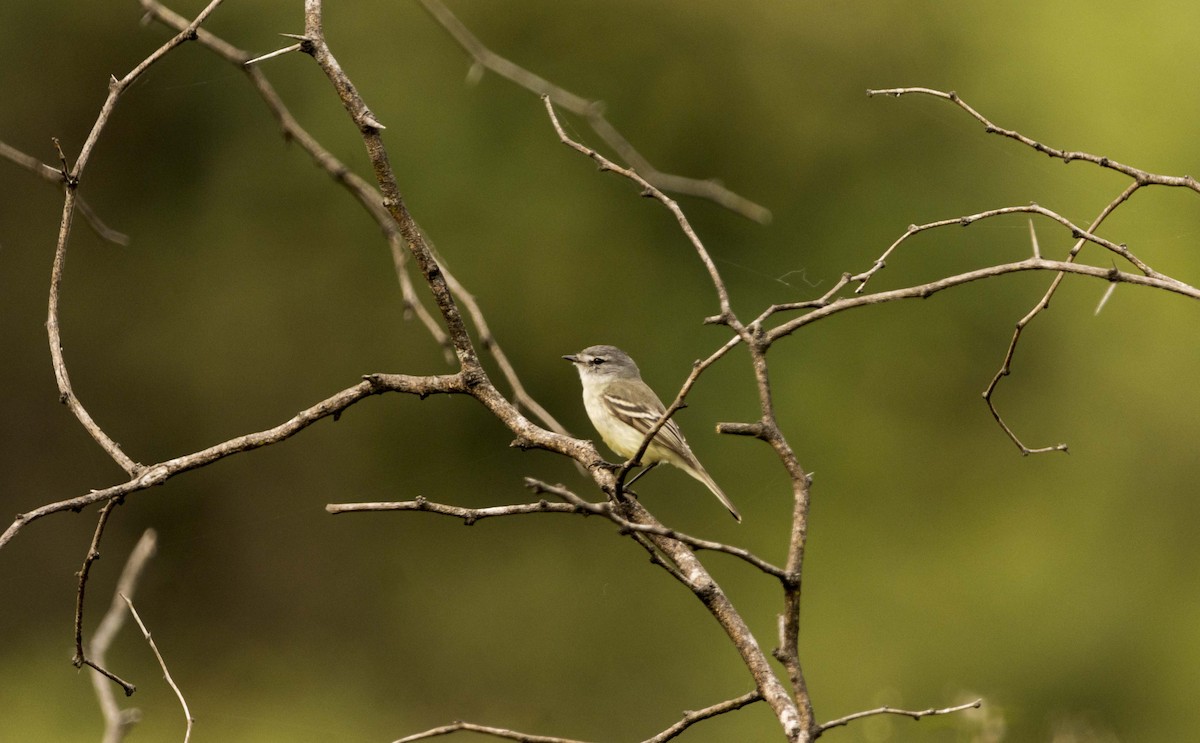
[394,684,758,743]
[45,0,224,482]
[542,96,739,325]
[417,0,771,223]
[326,496,586,522]
[244,41,303,66]
[868,87,1200,192]
[816,698,982,736]
[1094,281,1118,316]
[731,342,812,723]
[715,421,768,439]
[394,721,590,743]
[641,690,763,743]
[90,530,158,743]
[121,594,194,743]
[0,141,128,244]
[47,1,225,478]
[329,480,789,580]
[0,374,466,551]
[73,499,136,696]
[528,479,789,578]
[851,200,1156,294]
[765,257,1200,344]
[761,249,1188,494]
[627,529,691,583]
[981,184,1141,454]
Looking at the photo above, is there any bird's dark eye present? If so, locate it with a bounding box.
[590,357,605,366]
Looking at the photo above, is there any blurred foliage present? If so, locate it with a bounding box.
[2,1,1199,741]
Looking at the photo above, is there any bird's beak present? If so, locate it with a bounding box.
[562,354,579,363]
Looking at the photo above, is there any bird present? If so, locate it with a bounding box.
[563,344,741,522]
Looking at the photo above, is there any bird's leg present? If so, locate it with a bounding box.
[624,461,660,489]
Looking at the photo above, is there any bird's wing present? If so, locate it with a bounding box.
[601,387,696,463]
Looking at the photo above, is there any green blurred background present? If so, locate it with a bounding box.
[3,1,1198,741]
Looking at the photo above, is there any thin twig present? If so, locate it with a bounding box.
[73,499,137,696]
[394,721,590,743]
[244,41,302,66]
[850,200,1155,294]
[981,183,1141,454]
[867,87,1200,193]
[0,141,128,244]
[328,483,788,580]
[816,698,982,735]
[525,479,788,579]
[542,96,739,325]
[46,0,224,477]
[90,530,158,743]
[641,690,763,743]
[765,257,1200,344]
[121,594,194,743]
[326,496,586,521]
[726,334,812,724]
[0,374,467,551]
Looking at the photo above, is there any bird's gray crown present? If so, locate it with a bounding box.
[562,344,641,379]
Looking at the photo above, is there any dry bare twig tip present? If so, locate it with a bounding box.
[121,594,194,743]
[816,698,983,734]
[244,42,302,66]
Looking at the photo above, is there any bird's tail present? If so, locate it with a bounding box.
[688,463,742,523]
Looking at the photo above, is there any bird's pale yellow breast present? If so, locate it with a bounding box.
[582,386,645,458]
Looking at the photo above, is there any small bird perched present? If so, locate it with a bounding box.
[563,345,741,522]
